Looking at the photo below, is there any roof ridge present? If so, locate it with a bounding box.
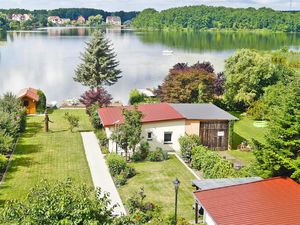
[193,177,293,194]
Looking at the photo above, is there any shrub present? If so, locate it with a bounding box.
[147,148,168,162]
[36,90,47,114]
[191,146,237,179]
[139,141,150,160]
[89,103,103,129]
[179,134,201,159]
[101,147,109,154]
[123,166,136,178]
[0,154,7,170]
[114,173,127,187]
[80,87,112,110]
[106,153,127,177]
[0,131,14,154]
[0,110,20,139]
[64,112,79,132]
[132,151,142,162]
[0,179,118,224]
[95,129,108,147]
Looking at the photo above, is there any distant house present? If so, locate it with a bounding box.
[12,14,32,22]
[77,16,86,24]
[17,88,39,114]
[106,16,121,26]
[98,103,237,153]
[136,88,156,98]
[193,177,300,225]
[48,16,61,24]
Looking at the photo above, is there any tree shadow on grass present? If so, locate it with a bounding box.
[21,122,43,138]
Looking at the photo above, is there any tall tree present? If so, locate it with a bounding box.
[224,49,292,110]
[158,62,216,103]
[254,77,300,182]
[74,29,121,88]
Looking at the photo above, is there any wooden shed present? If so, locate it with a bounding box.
[171,104,238,150]
[17,88,39,114]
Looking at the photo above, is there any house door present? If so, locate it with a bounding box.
[200,121,229,150]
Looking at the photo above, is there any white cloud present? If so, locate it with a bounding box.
[0,0,298,11]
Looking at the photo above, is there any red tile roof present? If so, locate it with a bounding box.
[194,177,300,225]
[98,103,184,127]
[17,88,39,101]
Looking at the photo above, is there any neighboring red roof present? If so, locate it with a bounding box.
[17,88,39,101]
[98,103,184,127]
[194,177,300,225]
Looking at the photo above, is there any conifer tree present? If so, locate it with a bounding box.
[74,30,121,88]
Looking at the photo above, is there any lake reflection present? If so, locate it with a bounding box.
[0,28,299,103]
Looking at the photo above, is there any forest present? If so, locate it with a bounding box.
[132,6,300,32]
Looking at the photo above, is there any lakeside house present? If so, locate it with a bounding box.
[98,103,238,153]
[106,16,121,26]
[48,16,70,25]
[17,87,39,114]
[77,16,86,24]
[12,14,32,21]
[193,177,300,225]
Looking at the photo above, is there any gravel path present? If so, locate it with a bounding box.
[81,132,126,216]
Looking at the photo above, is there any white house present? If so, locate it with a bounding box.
[98,103,237,153]
[106,16,121,26]
[12,14,32,21]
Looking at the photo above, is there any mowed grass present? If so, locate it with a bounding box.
[232,113,267,148]
[0,109,93,203]
[118,155,196,221]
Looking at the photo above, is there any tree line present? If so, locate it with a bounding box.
[0,8,138,31]
[132,6,300,32]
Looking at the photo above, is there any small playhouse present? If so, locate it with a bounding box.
[17,87,39,114]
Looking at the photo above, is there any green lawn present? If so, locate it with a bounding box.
[118,155,197,221]
[232,113,267,149]
[0,109,93,204]
[227,150,256,165]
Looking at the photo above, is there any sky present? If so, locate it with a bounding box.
[0,0,298,11]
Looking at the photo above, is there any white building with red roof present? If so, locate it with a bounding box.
[98,103,238,153]
[193,177,300,225]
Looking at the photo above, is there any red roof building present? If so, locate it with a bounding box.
[17,88,39,114]
[193,177,300,225]
[98,103,184,127]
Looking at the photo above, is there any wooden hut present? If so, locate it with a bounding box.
[17,88,39,114]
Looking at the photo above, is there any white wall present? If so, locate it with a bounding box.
[203,210,217,225]
[106,120,186,153]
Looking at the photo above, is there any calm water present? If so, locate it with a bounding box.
[0,28,299,103]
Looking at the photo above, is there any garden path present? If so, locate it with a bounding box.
[81,132,126,215]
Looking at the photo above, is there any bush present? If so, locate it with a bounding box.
[139,141,150,160]
[106,153,127,177]
[64,112,79,132]
[191,146,237,179]
[95,129,108,147]
[36,90,47,114]
[147,148,168,162]
[132,151,142,162]
[0,131,14,154]
[179,134,201,159]
[0,154,7,170]
[114,173,127,187]
[89,103,103,129]
[0,179,118,224]
[101,147,109,154]
[0,110,20,139]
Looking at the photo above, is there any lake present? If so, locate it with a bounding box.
[0,27,299,103]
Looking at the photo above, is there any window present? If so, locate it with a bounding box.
[147,132,152,140]
[23,100,29,107]
[164,132,172,144]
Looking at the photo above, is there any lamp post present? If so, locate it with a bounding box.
[113,120,120,154]
[173,178,180,225]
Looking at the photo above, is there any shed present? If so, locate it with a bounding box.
[170,103,238,150]
[17,87,39,114]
